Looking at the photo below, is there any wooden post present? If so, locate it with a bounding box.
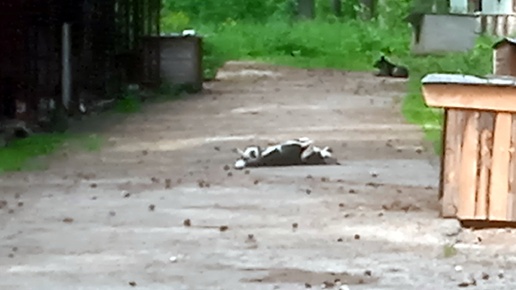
[61,23,71,111]
[457,111,479,219]
[440,109,465,217]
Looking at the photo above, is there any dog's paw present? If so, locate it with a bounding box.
[234,159,246,170]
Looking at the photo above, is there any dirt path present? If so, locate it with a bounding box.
[1,61,516,289]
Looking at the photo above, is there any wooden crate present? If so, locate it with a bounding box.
[422,73,516,221]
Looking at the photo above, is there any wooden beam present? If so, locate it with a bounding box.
[441,109,466,217]
[422,84,516,113]
[457,110,479,219]
[488,112,512,221]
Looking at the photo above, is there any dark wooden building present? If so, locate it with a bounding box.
[0,0,161,126]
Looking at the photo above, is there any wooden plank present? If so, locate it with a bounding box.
[440,109,466,217]
[475,112,495,220]
[476,130,492,219]
[438,109,447,207]
[422,84,516,113]
[457,110,480,219]
[489,112,512,221]
[509,113,516,220]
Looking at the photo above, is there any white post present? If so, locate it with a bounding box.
[61,23,71,110]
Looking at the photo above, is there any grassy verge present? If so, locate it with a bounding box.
[197,20,494,154]
[0,133,103,173]
[0,80,193,174]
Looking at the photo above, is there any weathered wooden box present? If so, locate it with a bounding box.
[493,37,516,76]
[159,35,203,92]
[422,73,516,221]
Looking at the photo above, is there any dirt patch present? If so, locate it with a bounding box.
[241,267,378,286]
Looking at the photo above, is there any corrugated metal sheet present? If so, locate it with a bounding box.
[422,73,516,86]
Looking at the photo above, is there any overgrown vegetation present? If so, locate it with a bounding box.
[162,0,493,152]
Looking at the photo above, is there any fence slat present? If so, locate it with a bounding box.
[476,129,492,219]
[489,112,512,220]
[508,114,516,220]
[458,111,480,219]
[441,109,466,217]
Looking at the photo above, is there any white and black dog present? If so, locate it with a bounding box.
[233,137,339,169]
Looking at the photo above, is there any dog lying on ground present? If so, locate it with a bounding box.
[373,56,409,78]
[233,137,340,169]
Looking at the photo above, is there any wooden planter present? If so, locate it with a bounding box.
[422,73,516,221]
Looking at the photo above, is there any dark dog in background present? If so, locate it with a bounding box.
[373,56,409,78]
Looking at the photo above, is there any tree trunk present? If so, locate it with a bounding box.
[331,0,342,17]
[297,0,315,19]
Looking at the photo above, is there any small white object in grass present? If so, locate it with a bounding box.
[339,285,350,290]
[454,265,463,272]
[79,103,87,114]
[234,159,246,170]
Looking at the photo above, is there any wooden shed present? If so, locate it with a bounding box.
[422,73,516,222]
[493,37,516,76]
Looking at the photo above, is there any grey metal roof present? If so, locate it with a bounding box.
[493,37,516,49]
[421,73,516,87]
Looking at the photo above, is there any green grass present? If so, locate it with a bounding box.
[199,20,412,74]
[114,89,142,114]
[0,133,104,173]
[442,243,458,258]
[0,133,69,172]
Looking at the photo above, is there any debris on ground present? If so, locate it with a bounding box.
[62,217,74,223]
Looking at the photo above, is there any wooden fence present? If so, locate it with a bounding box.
[477,13,516,37]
